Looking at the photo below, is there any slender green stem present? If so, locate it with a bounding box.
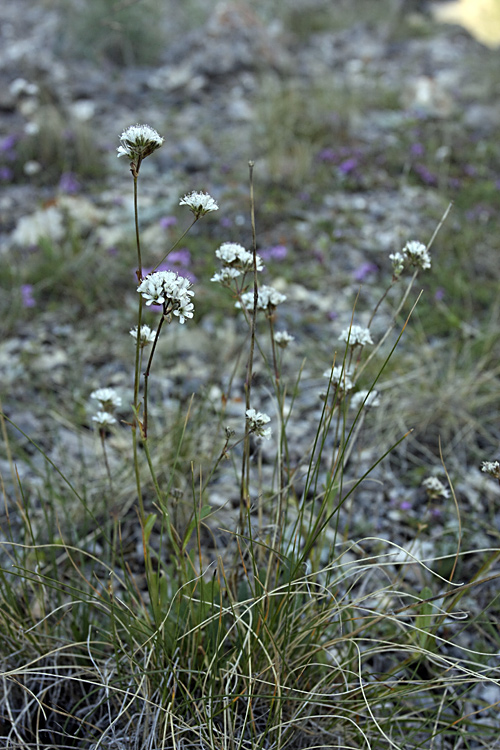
[239,161,259,525]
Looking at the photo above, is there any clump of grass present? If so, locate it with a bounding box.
[57,0,165,66]
[1,122,500,750]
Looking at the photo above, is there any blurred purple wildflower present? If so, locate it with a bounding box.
[353,262,378,282]
[338,157,358,175]
[159,215,177,230]
[259,244,288,261]
[434,287,445,301]
[59,172,80,194]
[318,147,336,163]
[21,284,36,308]
[414,163,437,186]
[220,216,232,229]
[410,142,425,157]
[0,134,17,154]
[0,166,13,181]
[399,500,412,511]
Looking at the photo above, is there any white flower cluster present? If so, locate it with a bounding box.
[236,285,287,311]
[90,387,121,429]
[390,240,431,277]
[137,270,194,324]
[274,331,294,348]
[246,408,272,440]
[323,366,354,393]
[117,124,164,164]
[130,324,157,346]
[422,476,450,499]
[212,242,264,281]
[179,191,219,219]
[350,390,380,410]
[339,324,373,347]
[481,460,500,479]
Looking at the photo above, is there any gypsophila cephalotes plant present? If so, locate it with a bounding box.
[117,124,164,174]
[274,330,294,347]
[137,270,194,323]
[245,408,272,440]
[91,411,117,428]
[179,191,219,219]
[129,324,156,346]
[236,285,286,312]
[215,241,264,273]
[422,476,451,499]
[481,460,500,479]
[339,324,373,347]
[323,366,354,393]
[390,240,431,278]
[90,387,122,411]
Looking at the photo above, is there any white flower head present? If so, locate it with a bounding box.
[215,242,263,272]
[137,270,194,323]
[130,325,157,346]
[481,460,500,479]
[274,331,295,348]
[246,408,272,440]
[323,366,354,393]
[90,388,122,410]
[350,390,380,410]
[92,411,117,428]
[179,191,219,219]
[402,240,431,271]
[339,324,373,347]
[236,285,287,311]
[422,476,450,499]
[117,124,164,169]
[389,251,405,277]
[211,267,242,283]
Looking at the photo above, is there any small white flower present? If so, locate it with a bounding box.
[215,242,263,272]
[402,240,431,271]
[211,267,242,283]
[323,366,354,392]
[339,324,373,347]
[422,476,450,499]
[246,408,272,440]
[274,331,294,347]
[179,191,219,218]
[481,461,500,479]
[350,390,380,410]
[130,325,157,346]
[92,411,117,427]
[173,298,194,324]
[117,124,164,165]
[389,251,405,277]
[236,285,287,311]
[137,271,194,323]
[90,388,122,409]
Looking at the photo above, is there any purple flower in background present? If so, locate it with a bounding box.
[220,216,232,229]
[464,164,477,177]
[59,172,80,194]
[259,244,288,261]
[410,142,425,157]
[318,147,336,162]
[399,500,412,511]
[353,262,378,282]
[159,215,177,230]
[434,287,445,301]
[0,134,17,153]
[0,166,13,181]
[168,249,191,267]
[21,284,36,308]
[338,158,358,175]
[414,163,437,186]
[448,177,462,190]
